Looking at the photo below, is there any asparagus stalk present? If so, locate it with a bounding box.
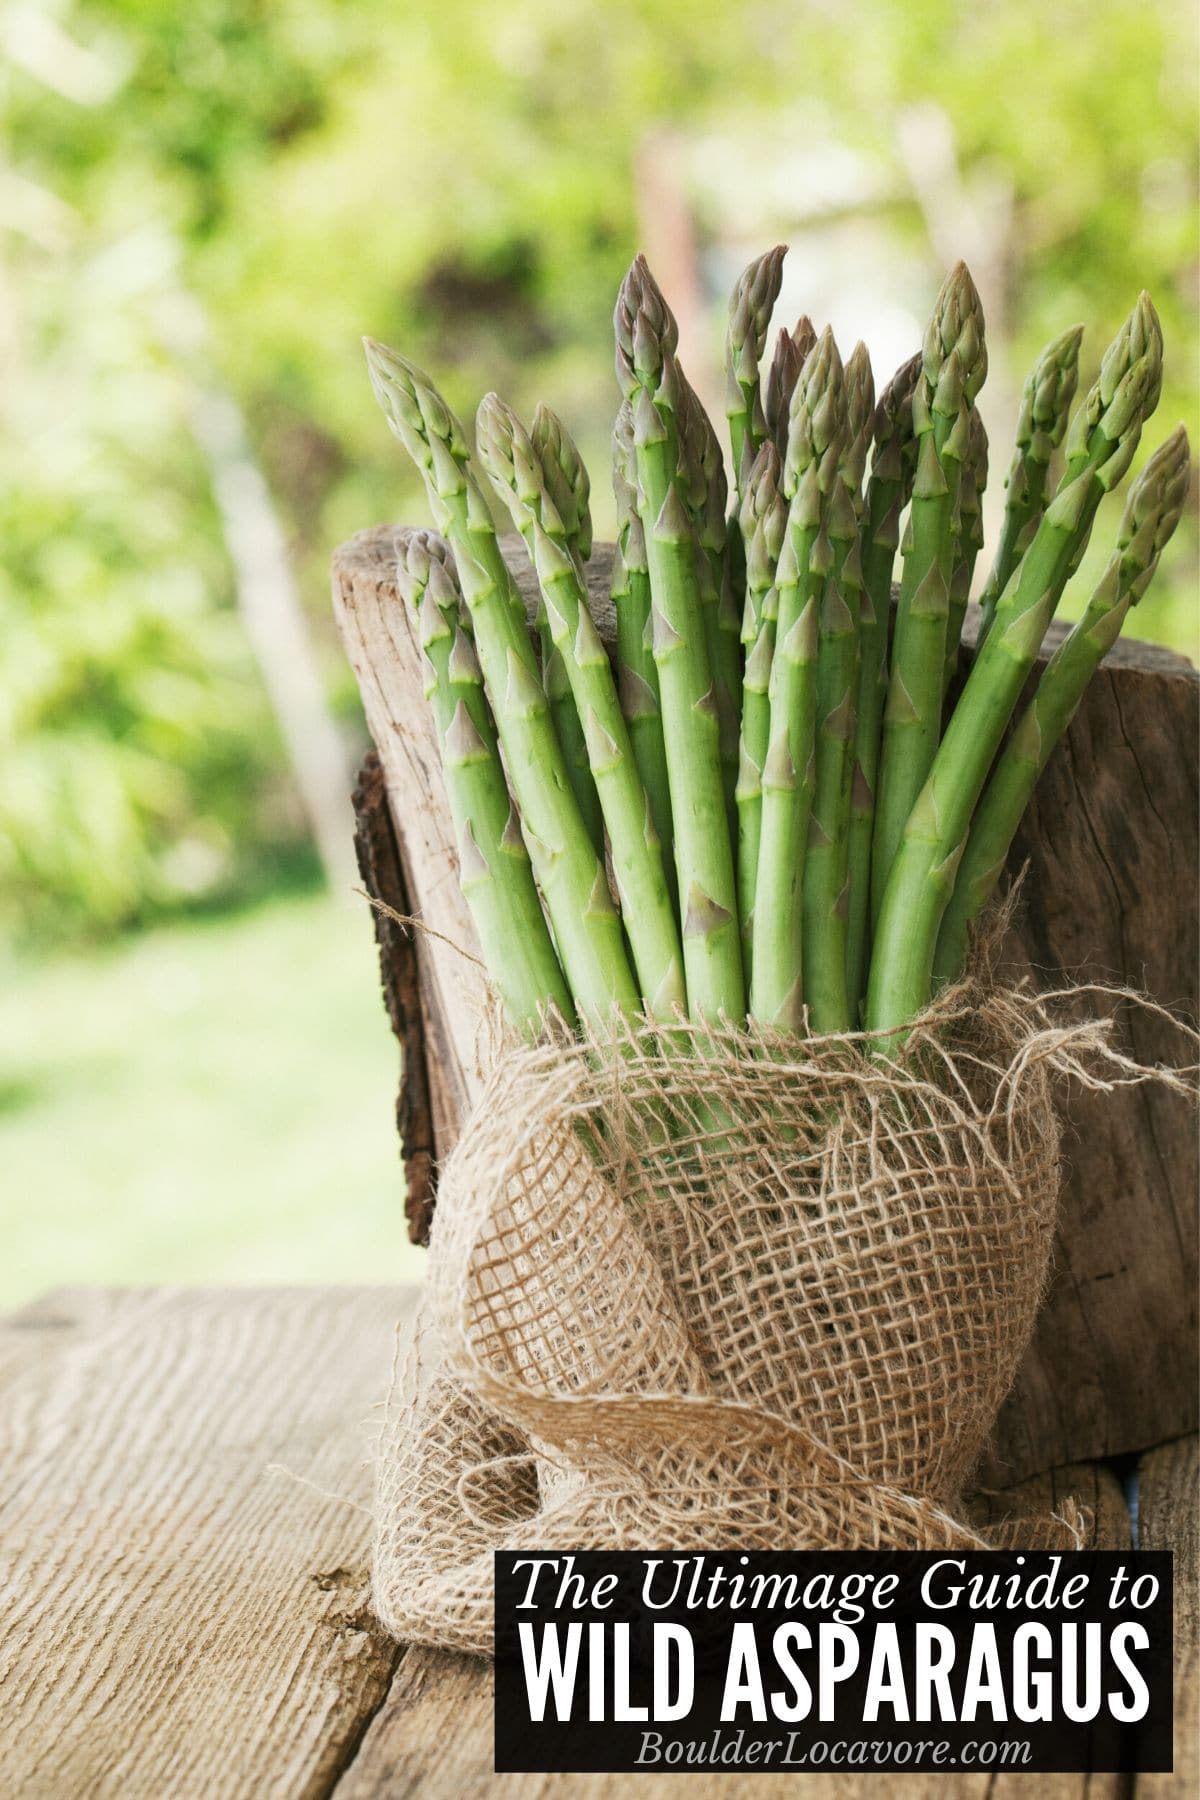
[871,264,989,926]
[676,369,742,827]
[615,257,744,1024]
[396,531,574,1032]
[477,393,687,1020]
[536,639,604,853]
[976,325,1084,643]
[764,318,817,461]
[612,403,675,891]
[503,403,604,853]
[750,328,846,1031]
[735,441,787,971]
[942,404,989,695]
[865,293,1164,1050]
[535,403,606,844]
[844,351,921,1017]
[934,424,1190,986]
[364,339,640,1024]
[725,245,787,497]
[801,342,874,1033]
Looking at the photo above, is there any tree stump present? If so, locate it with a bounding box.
[333,525,1198,1487]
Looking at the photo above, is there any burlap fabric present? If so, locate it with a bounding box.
[373,951,1191,1656]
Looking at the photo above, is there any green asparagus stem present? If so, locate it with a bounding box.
[612,403,675,894]
[844,351,921,1018]
[750,328,846,1031]
[976,325,1083,644]
[396,530,574,1032]
[735,441,787,972]
[865,292,1164,1051]
[365,338,640,1025]
[677,368,742,829]
[764,318,816,461]
[500,401,604,854]
[725,245,787,497]
[802,341,874,1033]
[942,404,989,696]
[538,640,605,853]
[871,264,989,928]
[934,424,1190,986]
[616,257,744,1024]
[477,392,687,1020]
[465,388,603,853]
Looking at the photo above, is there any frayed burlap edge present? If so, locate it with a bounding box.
[370,927,1196,1657]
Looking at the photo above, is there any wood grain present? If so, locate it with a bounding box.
[0,1285,415,1798]
[967,1458,1132,1549]
[337,1459,1132,1799]
[1,1291,1175,1796]
[1135,1435,1198,1798]
[334,526,1198,1480]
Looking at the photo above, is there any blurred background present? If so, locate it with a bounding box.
[2,0,1196,1308]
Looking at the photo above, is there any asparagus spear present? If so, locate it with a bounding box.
[468,402,601,848]
[530,401,592,559]
[764,318,817,461]
[802,341,874,1033]
[612,403,675,891]
[976,325,1084,643]
[725,245,787,496]
[942,404,989,696]
[871,264,989,927]
[498,401,605,854]
[1062,293,1164,491]
[865,293,1164,1050]
[615,257,744,1024]
[934,424,1190,986]
[676,368,742,827]
[751,328,846,1031]
[396,530,574,1032]
[735,441,787,970]
[844,351,921,1018]
[364,339,640,1025]
[477,392,687,1020]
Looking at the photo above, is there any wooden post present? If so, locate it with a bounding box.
[333,527,1198,1484]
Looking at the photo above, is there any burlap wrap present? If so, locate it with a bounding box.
[373,953,1190,1656]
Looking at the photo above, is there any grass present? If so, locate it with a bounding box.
[0,890,427,1313]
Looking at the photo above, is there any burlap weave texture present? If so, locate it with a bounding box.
[372,959,1184,1656]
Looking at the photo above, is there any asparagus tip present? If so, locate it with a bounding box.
[615,254,679,397]
[1120,423,1191,585]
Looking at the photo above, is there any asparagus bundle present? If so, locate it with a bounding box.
[366,256,1186,1059]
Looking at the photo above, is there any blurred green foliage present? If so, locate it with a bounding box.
[0,889,423,1306]
[1,0,1195,940]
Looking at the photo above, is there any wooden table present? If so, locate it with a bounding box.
[1,1286,1194,1797]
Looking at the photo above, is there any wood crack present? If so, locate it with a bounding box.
[323,1640,409,1798]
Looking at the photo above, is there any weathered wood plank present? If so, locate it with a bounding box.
[0,1287,152,1390]
[0,1285,417,1799]
[967,1458,1132,1549]
[1,1291,1166,1796]
[1135,1435,1198,1798]
[333,526,1198,1482]
[337,1460,1131,1799]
